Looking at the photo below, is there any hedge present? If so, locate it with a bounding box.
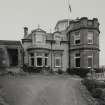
[67,68,90,77]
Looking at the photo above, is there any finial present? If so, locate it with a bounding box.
[38,24,40,29]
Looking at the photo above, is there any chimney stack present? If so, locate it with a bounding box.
[24,27,28,37]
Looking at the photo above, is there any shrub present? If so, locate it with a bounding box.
[34,67,42,73]
[82,78,105,105]
[82,78,97,92]
[22,65,43,73]
[27,66,34,73]
[22,64,28,72]
[92,88,102,98]
[96,81,105,88]
[97,99,105,105]
[68,68,90,77]
[7,71,15,76]
[57,69,63,74]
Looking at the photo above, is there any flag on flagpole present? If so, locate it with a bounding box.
[69,4,72,12]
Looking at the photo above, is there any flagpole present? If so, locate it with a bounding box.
[67,0,71,27]
[67,0,70,27]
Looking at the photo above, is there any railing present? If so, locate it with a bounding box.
[95,73,105,80]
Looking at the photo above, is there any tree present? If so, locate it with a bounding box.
[0,47,7,72]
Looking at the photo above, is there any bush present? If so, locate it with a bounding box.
[7,71,15,76]
[66,68,71,74]
[96,81,105,88]
[82,78,105,105]
[92,88,102,98]
[22,64,28,72]
[97,99,105,105]
[57,69,63,74]
[22,65,42,73]
[68,68,90,77]
[82,78,97,92]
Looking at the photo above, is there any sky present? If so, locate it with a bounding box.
[0,0,105,66]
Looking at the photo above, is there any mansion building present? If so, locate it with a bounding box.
[0,17,100,72]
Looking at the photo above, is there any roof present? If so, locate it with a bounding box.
[31,28,46,33]
[56,19,72,24]
[0,40,22,46]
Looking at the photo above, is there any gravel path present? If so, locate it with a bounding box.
[0,75,88,105]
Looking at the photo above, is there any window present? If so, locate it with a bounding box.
[45,53,48,66]
[88,32,93,44]
[74,32,80,44]
[31,58,34,66]
[36,35,43,43]
[36,53,49,67]
[37,57,43,67]
[30,53,34,66]
[54,34,61,45]
[36,52,43,67]
[55,56,61,67]
[88,56,93,68]
[75,53,80,68]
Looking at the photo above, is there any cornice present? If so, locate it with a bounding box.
[68,27,100,34]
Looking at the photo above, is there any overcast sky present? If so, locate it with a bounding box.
[0,0,104,66]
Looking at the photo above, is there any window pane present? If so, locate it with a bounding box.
[76,53,80,57]
[45,58,48,66]
[74,32,80,44]
[88,32,93,44]
[88,57,92,68]
[31,58,34,66]
[76,58,80,67]
[45,53,48,57]
[36,35,43,43]
[37,58,42,66]
[56,59,60,66]
[75,40,80,44]
[55,57,61,67]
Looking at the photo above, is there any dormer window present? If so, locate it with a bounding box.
[54,33,61,45]
[36,35,43,43]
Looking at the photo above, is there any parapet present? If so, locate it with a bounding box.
[67,17,100,33]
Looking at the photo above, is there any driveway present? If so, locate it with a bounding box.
[0,75,88,105]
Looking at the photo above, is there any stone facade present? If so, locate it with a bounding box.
[22,17,100,72]
[67,17,100,69]
[0,17,100,72]
[22,26,69,71]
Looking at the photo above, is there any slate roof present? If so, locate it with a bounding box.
[0,40,22,46]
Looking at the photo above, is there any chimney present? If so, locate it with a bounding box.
[24,27,28,37]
